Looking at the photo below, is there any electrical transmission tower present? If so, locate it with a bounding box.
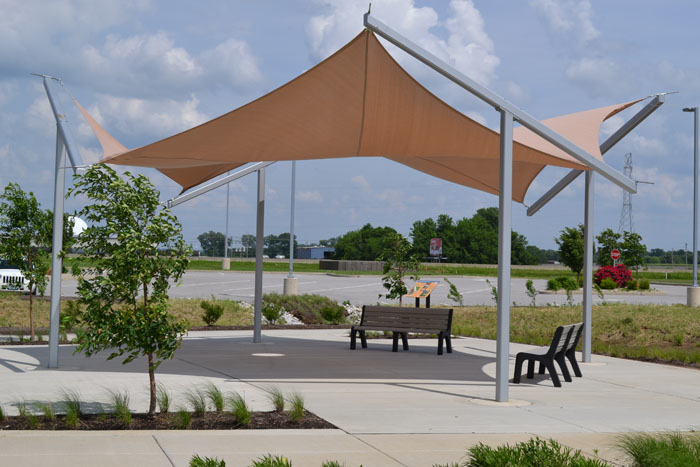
[618,152,653,233]
[619,153,634,233]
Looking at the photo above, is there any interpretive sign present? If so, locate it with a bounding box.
[429,238,442,257]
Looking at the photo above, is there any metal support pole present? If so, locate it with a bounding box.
[693,109,699,287]
[496,110,513,402]
[582,171,594,362]
[225,173,230,259]
[253,168,265,343]
[48,129,66,368]
[289,161,296,277]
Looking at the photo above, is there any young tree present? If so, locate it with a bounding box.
[596,228,622,267]
[379,232,420,306]
[0,183,73,340]
[555,225,584,283]
[68,165,191,416]
[620,231,647,276]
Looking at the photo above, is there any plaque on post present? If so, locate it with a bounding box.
[406,280,439,308]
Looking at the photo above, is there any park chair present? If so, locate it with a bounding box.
[513,323,578,387]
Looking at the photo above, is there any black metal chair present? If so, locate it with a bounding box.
[513,323,577,387]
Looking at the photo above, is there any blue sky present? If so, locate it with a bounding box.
[0,0,698,252]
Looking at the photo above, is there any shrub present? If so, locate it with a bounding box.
[190,455,226,467]
[157,384,171,413]
[266,386,285,412]
[262,302,285,324]
[556,276,578,291]
[36,402,56,426]
[60,389,81,429]
[320,304,345,324]
[263,293,343,325]
[227,392,251,426]
[618,432,700,467]
[176,408,191,429]
[466,437,610,466]
[594,264,632,288]
[205,382,225,412]
[546,278,562,291]
[200,297,224,326]
[600,277,618,290]
[251,454,292,467]
[185,387,208,417]
[626,279,638,291]
[108,389,132,427]
[288,392,305,422]
[639,279,650,290]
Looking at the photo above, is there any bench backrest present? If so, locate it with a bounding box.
[546,323,577,357]
[360,306,453,332]
[564,322,583,353]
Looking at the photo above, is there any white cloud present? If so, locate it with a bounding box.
[656,60,700,93]
[297,190,323,203]
[565,57,627,98]
[89,93,208,137]
[375,188,406,211]
[307,0,499,86]
[25,96,55,137]
[351,175,372,193]
[505,81,531,105]
[529,0,599,47]
[0,1,262,98]
[81,32,263,97]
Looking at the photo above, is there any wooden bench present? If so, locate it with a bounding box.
[513,322,582,387]
[350,306,453,355]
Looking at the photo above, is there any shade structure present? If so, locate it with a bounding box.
[90,30,638,202]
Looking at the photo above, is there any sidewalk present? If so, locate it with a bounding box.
[1,329,698,466]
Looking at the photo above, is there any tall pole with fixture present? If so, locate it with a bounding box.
[283,161,298,295]
[684,106,699,306]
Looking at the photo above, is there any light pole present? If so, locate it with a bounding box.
[222,171,231,270]
[283,161,298,295]
[683,107,699,307]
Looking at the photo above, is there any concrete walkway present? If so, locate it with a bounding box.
[1,329,698,466]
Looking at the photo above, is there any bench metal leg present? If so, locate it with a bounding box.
[401,332,409,351]
[350,329,357,349]
[538,362,546,375]
[359,330,367,348]
[566,350,583,377]
[545,360,562,387]
[513,354,525,383]
[556,355,572,382]
[527,360,535,379]
[445,334,452,353]
[392,333,399,352]
[437,332,444,355]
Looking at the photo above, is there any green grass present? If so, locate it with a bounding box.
[451,304,700,366]
[618,432,700,466]
[227,392,251,427]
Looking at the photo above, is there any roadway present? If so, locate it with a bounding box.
[58,270,686,306]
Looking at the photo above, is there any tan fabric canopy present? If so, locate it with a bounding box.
[85,30,640,202]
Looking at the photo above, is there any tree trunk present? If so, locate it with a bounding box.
[29,281,34,340]
[147,351,156,416]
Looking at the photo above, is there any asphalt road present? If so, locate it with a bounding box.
[58,271,687,306]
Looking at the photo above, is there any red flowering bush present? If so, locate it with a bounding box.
[594,264,632,288]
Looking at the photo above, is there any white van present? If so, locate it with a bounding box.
[0,259,31,292]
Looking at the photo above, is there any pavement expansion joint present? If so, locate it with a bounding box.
[470,398,531,407]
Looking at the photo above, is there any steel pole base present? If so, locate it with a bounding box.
[687,286,700,307]
[283,276,298,296]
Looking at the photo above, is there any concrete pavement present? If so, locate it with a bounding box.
[1,329,699,466]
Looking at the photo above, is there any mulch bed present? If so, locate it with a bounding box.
[0,410,335,431]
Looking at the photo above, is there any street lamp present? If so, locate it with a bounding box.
[683,107,699,306]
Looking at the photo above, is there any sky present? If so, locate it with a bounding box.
[0,0,698,253]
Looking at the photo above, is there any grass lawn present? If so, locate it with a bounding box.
[451,303,700,366]
[2,293,699,367]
